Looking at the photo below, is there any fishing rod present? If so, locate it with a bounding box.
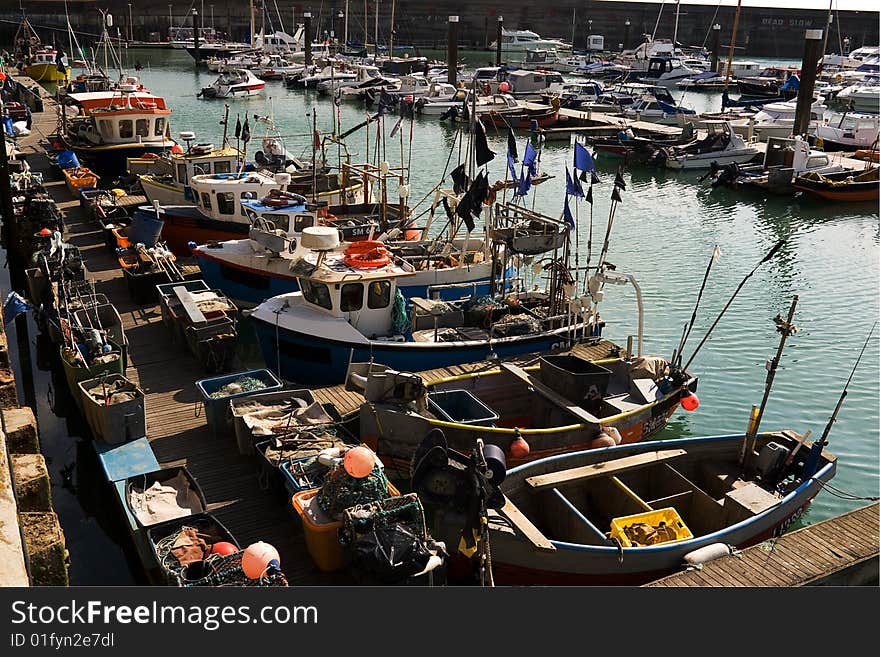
[739,294,798,466]
[802,321,876,479]
[673,244,721,368]
[681,238,785,373]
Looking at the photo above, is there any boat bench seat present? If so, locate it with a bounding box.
[526,449,687,490]
[602,393,647,414]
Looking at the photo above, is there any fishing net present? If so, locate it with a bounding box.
[317,461,390,519]
[178,551,289,588]
[390,289,409,336]
[208,376,269,398]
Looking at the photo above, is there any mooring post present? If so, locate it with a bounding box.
[192,9,200,69]
[624,19,631,51]
[304,12,313,66]
[448,15,459,86]
[711,24,721,73]
[496,15,503,66]
[793,29,823,137]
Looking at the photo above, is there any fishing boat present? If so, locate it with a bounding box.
[664,121,761,170]
[622,94,696,126]
[198,69,265,99]
[133,133,242,206]
[479,99,560,130]
[710,135,847,194]
[62,166,99,195]
[793,166,879,202]
[152,167,365,256]
[350,347,698,472]
[192,195,494,307]
[427,428,836,585]
[59,85,175,175]
[24,47,70,82]
[249,200,604,385]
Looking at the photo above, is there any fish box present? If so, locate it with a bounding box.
[427,389,498,427]
[78,373,146,444]
[280,456,330,498]
[229,389,326,456]
[195,369,283,438]
[539,354,612,404]
[609,507,693,548]
[145,512,240,586]
[157,279,211,341]
[125,466,207,530]
[184,317,237,374]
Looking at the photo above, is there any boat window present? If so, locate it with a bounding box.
[214,160,232,174]
[367,280,391,309]
[154,117,166,136]
[99,119,113,137]
[119,120,133,139]
[176,163,187,184]
[201,192,212,210]
[300,278,333,310]
[340,283,364,311]
[806,155,829,168]
[136,118,150,138]
[293,214,315,232]
[194,162,213,176]
[216,191,236,215]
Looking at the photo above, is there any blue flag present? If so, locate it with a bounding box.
[522,141,538,176]
[507,154,517,183]
[565,167,584,198]
[3,291,31,325]
[518,169,532,197]
[574,141,595,173]
[563,194,575,229]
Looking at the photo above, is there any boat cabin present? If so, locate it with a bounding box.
[30,48,66,67]
[295,254,415,339]
[762,136,831,171]
[641,56,693,79]
[191,171,289,223]
[505,70,566,97]
[524,49,560,68]
[72,87,172,147]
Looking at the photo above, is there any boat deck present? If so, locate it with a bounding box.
[645,502,879,587]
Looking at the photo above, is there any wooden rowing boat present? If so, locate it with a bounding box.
[427,429,836,585]
[793,166,879,202]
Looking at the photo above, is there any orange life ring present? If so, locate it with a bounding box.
[141,152,160,159]
[344,240,386,255]
[344,247,391,268]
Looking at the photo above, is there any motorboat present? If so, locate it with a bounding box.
[489,29,572,55]
[316,64,383,95]
[728,97,827,142]
[24,47,70,82]
[502,69,566,100]
[198,69,265,99]
[623,95,696,125]
[637,56,702,87]
[793,165,879,202]
[298,64,358,89]
[835,81,880,113]
[413,84,467,115]
[664,121,761,170]
[814,111,880,151]
[548,81,605,110]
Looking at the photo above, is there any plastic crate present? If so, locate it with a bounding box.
[427,389,498,426]
[77,373,146,444]
[230,389,325,456]
[291,483,400,573]
[195,369,283,438]
[609,507,693,548]
[539,354,612,404]
[280,456,329,497]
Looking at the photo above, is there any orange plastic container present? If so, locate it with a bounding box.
[292,482,400,572]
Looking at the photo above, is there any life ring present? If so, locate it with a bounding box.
[344,240,386,255]
[136,101,157,109]
[344,247,391,268]
[141,152,160,159]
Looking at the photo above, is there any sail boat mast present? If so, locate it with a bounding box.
[672,0,681,47]
[724,0,743,90]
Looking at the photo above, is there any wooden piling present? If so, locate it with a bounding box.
[448,16,459,86]
[305,12,313,66]
[496,16,503,67]
[192,9,201,68]
[794,29,824,136]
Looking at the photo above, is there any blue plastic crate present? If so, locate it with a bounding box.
[280,456,328,498]
[195,369,283,437]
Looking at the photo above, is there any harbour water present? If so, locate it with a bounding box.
[4,47,878,584]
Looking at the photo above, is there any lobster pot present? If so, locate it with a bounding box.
[77,374,146,444]
[123,267,171,304]
[145,512,239,586]
[195,369,284,438]
[185,318,238,374]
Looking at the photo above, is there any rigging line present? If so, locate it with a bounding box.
[701,0,723,49]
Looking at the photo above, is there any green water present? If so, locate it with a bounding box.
[10,48,879,583]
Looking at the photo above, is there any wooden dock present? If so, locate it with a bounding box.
[645,502,879,587]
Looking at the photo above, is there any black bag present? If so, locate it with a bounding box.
[349,522,445,585]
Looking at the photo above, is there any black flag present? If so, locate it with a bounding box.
[591,170,601,184]
[450,163,469,195]
[234,116,241,139]
[241,118,251,143]
[586,185,593,205]
[611,185,622,202]
[614,171,627,190]
[507,128,518,162]
[474,119,495,167]
[439,106,457,121]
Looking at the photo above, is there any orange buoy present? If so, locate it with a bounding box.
[509,436,530,459]
[681,392,700,412]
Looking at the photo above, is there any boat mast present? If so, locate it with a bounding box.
[724,0,743,90]
[672,0,681,48]
[344,0,349,47]
[374,0,380,58]
[389,0,395,57]
[651,0,666,42]
[249,0,255,48]
[364,0,368,53]
[820,0,833,68]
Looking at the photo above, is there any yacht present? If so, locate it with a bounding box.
[490,29,572,55]
[623,95,696,125]
[198,69,265,99]
[836,80,880,113]
[728,97,827,142]
[637,56,701,87]
[665,121,761,170]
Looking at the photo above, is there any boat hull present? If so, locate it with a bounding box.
[61,139,172,177]
[156,205,249,257]
[252,319,592,386]
[666,149,760,170]
[139,176,188,206]
[26,63,70,82]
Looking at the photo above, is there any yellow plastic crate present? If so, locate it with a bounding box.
[609,507,693,548]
